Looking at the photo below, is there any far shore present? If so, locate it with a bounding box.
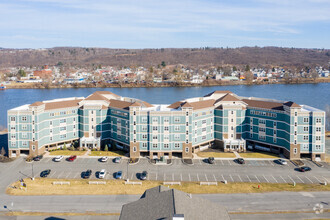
[3,77,330,90]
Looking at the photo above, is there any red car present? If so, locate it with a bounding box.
[68,155,77,162]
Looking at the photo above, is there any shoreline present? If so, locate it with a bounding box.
[3,77,330,89]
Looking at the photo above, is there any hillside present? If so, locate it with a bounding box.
[0,47,329,68]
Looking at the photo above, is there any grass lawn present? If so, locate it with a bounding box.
[239,152,280,159]
[196,152,236,158]
[89,150,126,157]
[7,178,330,196]
[49,150,87,156]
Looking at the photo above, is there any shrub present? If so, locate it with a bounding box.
[63,143,67,150]
[104,144,108,152]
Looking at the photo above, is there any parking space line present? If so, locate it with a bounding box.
[197,174,200,181]
[296,175,304,183]
[199,160,202,165]
[49,170,56,178]
[305,176,313,184]
[221,174,225,182]
[288,175,295,183]
[205,174,208,182]
[227,160,232,165]
[189,173,191,182]
[65,172,71,179]
[172,173,174,181]
[314,176,322,183]
[156,172,158,180]
[247,175,251,183]
[255,175,260,183]
[322,176,329,183]
[280,175,286,183]
[263,175,269,183]
[164,173,166,181]
[58,171,64,178]
[213,174,217,182]
[180,174,182,181]
[130,173,133,180]
[268,161,274,166]
[229,174,234,182]
[220,160,224,165]
[237,174,242,182]
[271,175,278,183]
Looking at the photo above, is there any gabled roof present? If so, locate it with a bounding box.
[30,101,44,107]
[109,99,135,110]
[242,99,284,111]
[204,90,232,97]
[215,93,241,102]
[119,186,230,220]
[44,99,83,110]
[168,99,215,110]
[284,101,301,108]
[85,92,110,101]
[94,90,121,98]
[167,101,183,109]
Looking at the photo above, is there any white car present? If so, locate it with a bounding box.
[278,159,287,165]
[99,169,106,179]
[100,156,109,162]
[54,155,64,162]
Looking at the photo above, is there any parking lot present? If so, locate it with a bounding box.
[13,156,329,186]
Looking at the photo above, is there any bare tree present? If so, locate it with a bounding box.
[0,147,6,157]
[245,71,254,84]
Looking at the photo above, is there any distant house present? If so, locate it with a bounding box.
[153,77,162,83]
[119,185,230,220]
[221,76,239,81]
[33,65,52,78]
[191,75,203,84]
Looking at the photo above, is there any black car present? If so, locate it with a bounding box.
[208,157,215,164]
[40,169,51,178]
[83,169,92,179]
[299,166,311,172]
[236,158,245,164]
[33,155,43,161]
[140,171,148,180]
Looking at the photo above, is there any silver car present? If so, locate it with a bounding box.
[278,159,287,165]
[54,155,64,162]
[99,169,106,179]
[100,156,109,162]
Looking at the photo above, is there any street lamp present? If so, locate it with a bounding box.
[31,163,34,181]
[127,158,129,182]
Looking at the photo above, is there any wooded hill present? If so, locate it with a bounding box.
[0,47,329,68]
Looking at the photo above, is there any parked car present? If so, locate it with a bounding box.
[33,155,43,161]
[83,169,92,179]
[68,155,77,162]
[115,171,122,179]
[298,166,312,172]
[40,169,51,178]
[54,155,64,162]
[114,157,122,163]
[236,158,245,164]
[140,171,148,180]
[208,157,215,164]
[100,156,109,162]
[278,159,287,165]
[99,169,106,179]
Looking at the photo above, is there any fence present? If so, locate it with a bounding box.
[52,181,70,185]
[163,182,181,185]
[200,182,218,186]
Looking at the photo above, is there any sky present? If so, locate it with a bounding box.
[0,0,330,49]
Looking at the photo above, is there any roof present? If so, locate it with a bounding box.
[120,186,230,220]
[216,93,241,102]
[204,90,232,97]
[242,99,284,111]
[168,99,215,110]
[30,101,44,107]
[44,99,83,110]
[95,90,121,98]
[85,92,110,101]
[284,101,301,108]
[109,99,135,110]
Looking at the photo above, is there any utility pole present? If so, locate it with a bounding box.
[127,159,129,182]
[31,163,34,181]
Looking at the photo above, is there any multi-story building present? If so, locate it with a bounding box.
[7,90,326,161]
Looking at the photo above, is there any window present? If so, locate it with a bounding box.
[152,117,158,122]
[10,126,15,130]
[49,121,52,126]
[32,129,35,133]
[273,138,276,143]
[142,134,147,139]
[134,139,136,143]
[60,134,66,139]
[303,135,309,141]
[202,112,206,116]
[164,126,169,131]
[231,119,233,122]
[32,145,36,151]
[294,131,297,135]
[302,144,308,150]
[186,112,189,116]
[259,127,266,132]
[294,122,297,127]
[32,111,34,115]
[175,143,180,148]
[231,134,234,138]
[186,131,188,135]
[153,126,158,131]
[11,142,16,147]
[133,121,136,126]
[22,141,27,146]
[316,118,321,123]
[294,112,297,116]
[142,117,147,122]
[294,148,297,154]
[164,144,169,149]
[133,130,136,134]
[202,120,206,124]
[174,117,180,123]
[152,144,158,148]
[142,126,147,131]
[316,136,321,141]
[186,139,189,143]
[174,126,180,131]
[231,111,234,115]
[142,143,147,148]
[250,118,253,124]
[60,127,66,131]
[303,126,308,132]
[50,137,53,141]
[22,124,27,130]
[133,111,136,116]
[186,122,189,126]
[315,145,321,150]
[185,147,189,153]
[231,126,234,131]
[259,119,266,124]
[153,136,158,140]
[73,125,76,129]
[91,118,93,122]
[250,133,253,138]
[73,132,76,136]
[202,135,206,140]
[259,135,266,141]
[195,122,197,126]
[22,133,27,138]
[22,116,27,121]
[273,121,277,127]
[316,127,321,132]
[294,140,297,145]
[49,113,54,117]
[72,110,76,114]
[202,128,206,132]
[303,117,309,123]
[174,134,180,140]
[60,119,66,123]
[133,147,137,152]
[50,129,52,133]
[164,135,169,140]
[11,134,16,139]
[32,120,35,125]
[164,117,169,122]
[274,129,277,135]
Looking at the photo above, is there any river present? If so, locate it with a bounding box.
[0,83,329,128]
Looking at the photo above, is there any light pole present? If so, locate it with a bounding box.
[126,159,129,182]
[31,163,34,181]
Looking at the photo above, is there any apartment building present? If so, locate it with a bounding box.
[7,90,326,161]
